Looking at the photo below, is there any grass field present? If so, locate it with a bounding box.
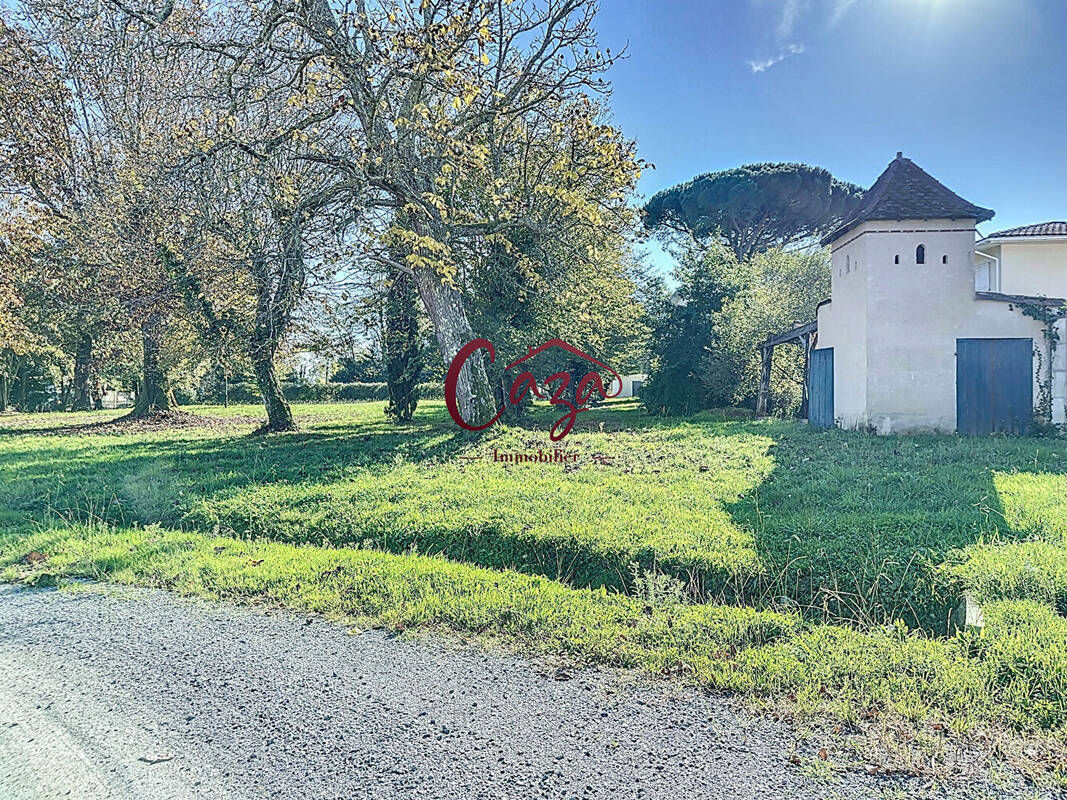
[2,400,1066,777]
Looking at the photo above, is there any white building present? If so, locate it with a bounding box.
[809,153,1065,435]
[609,374,647,399]
[100,387,135,410]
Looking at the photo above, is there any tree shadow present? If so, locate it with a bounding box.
[0,412,126,436]
[0,409,263,437]
[0,403,477,530]
[0,400,771,599]
[166,403,770,595]
[11,398,1063,632]
[725,422,1067,631]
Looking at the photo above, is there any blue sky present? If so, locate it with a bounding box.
[595,0,1067,268]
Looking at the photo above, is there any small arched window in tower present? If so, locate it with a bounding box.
[845,255,850,273]
[894,255,900,264]
[942,255,948,264]
[916,244,926,264]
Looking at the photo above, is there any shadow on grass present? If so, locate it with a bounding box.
[173,403,771,598]
[9,399,1066,634]
[0,412,127,436]
[726,422,1067,631]
[0,400,772,601]
[0,403,477,531]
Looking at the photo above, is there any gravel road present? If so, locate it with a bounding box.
[0,584,1029,799]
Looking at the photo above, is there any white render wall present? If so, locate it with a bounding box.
[815,222,873,429]
[982,240,1067,299]
[608,374,647,399]
[819,219,1051,433]
[975,238,1067,424]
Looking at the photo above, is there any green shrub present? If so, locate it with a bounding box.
[218,381,260,404]
[333,382,388,401]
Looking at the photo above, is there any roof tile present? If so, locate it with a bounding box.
[981,221,1067,240]
[822,154,994,245]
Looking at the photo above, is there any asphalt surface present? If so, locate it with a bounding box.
[0,584,1035,799]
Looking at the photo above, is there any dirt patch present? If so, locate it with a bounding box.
[0,410,263,436]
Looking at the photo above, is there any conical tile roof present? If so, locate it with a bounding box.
[822,154,993,245]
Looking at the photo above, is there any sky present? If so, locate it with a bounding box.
[594,0,1067,272]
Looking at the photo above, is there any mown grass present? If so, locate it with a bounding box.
[933,472,1067,619]
[2,399,1067,773]
[727,431,1067,628]
[7,400,1067,630]
[0,401,774,600]
[181,425,772,596]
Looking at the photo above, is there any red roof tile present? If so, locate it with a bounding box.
[822,154,994,245]
[981,222,1067,240]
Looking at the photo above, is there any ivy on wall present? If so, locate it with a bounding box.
[1018,302,1067,426]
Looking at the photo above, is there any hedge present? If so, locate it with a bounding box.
[198,381,444,405]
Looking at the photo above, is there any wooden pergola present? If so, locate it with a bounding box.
[755,320,817,418]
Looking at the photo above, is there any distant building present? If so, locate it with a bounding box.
[100,387,135,410]
[609,374,647,399]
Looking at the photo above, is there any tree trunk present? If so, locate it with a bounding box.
[249,335,295,432]
[0,373,7,412]
[58,376,71,411]
[14,362,26,413]
[384,267,423,422]
[213,362,229,407]
[16,362,26,411]
[412,267,495,427]
[493,371,529,421]
[243,220,302,433]
[130,314,175,417]
[71,333,93,412]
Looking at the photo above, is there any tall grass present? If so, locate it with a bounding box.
[3,399,1067,770]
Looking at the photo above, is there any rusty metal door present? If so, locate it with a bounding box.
[956,338,1033,436]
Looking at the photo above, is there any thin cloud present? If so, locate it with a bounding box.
[748,43,805,73]
[828,0,861,26]
[774,0,808,40]
[748,0,863,73]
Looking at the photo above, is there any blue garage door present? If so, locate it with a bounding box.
[809,348,834,429]
[956,338,1033,436]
